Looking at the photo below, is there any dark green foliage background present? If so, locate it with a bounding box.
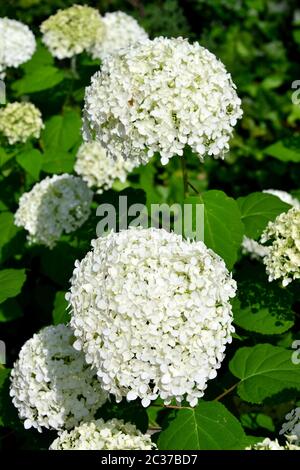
[0,0,300,450]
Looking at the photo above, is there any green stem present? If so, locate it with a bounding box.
[214,382,239,401]
[188,181,200,195]
[180,154,189,198]
[70,56,79,79]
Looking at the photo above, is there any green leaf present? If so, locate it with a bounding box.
[16,149,43,180]
[22,42,54,73]
[12,65,65,95]
[241,412,275,432]
[42,150,75,174]
[0,298,22,322]
[158,401,247,450]
[0,368,19,428]
[264,136,300,163]
[52,291,69,325]
[185,190,244,270]
[0,212,18,250]
[0,269,26,304]
[237,192,291,239]
[41,111,82,153]
[233,276,294,335]
[0,148,14,168]
[229,344,300,403]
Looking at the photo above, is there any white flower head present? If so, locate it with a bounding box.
[49,418,155,450]
[242,189,300,260]
[14,174,93,248]
[0,18,36,76]
[88,11,148,60]
[0,102,43,145]
[83,37,242,166]
[75,141,136,194]
[10,324,108,432]
[246,437,300,451]
[280,408,300,444]
[67,227,236,408]
[40,4,105,59]
[261,207,300,286]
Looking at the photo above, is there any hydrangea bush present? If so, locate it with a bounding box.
[0,18,36,78]
[83,37,242,165]
[0,0,300,453]
[67,227,236,407]
[40,4,104,59]
[14,174,93,248]
[0,102,43,144]
[88,11,148,60]
[10,324,107,431]
[49,418,155,450]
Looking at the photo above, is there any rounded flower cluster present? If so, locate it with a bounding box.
[0,102,43,145]
[14,174,93,248]
[83,37,242,166]
[246,437,300,451]
[261,207,300,286]
[0,18,36,78]
[89,11,148,60]
[50,418,154,450]
[40,5,105,59]
[75,141,136,194]
[67,227,236,407]
[242,190,300,260]
[10,324,108,432]
[280,408,300,444]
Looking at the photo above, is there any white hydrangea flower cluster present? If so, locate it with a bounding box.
[89,11,148,60]
[246,437,300,450]
[83,37,242,166]
[40,5,105,59]
[0,18,36,78]
[49,418,154,450]
[14,174,93,248]
[75,141,136,194]
[0,102,43,145]
[10,324,108,432]
[261,207,300,286]
[280,408,300,444]
[242,190,300,260]
[67,227,236,407]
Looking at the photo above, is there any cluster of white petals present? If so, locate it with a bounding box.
[14,174,93,248]
[10,324,107,432]
[75,141,135,194]
[241,237,269,261]
[40,5,104,59]
[50,418,154,450]
[0,102,43,145]
[83,37,242,166]
[0,18,36,77]
[67,227,236,407]
[246,437,300,450]
[242,190,300,260]
[89,11,148,60]
[280,408,300,444]
[261,207,300,286]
